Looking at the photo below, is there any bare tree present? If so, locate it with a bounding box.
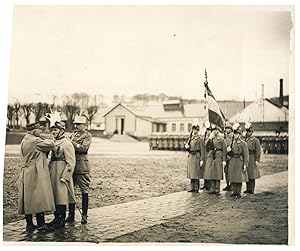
[22,103,34,125]
[63,103,80,131]
[14,102,21,129]
[7,104,14,127]
[33,102,49,122]
[84,105,99,130]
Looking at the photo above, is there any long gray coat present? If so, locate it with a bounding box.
[18,133,56,215]
[228,136,249,183]
[49,137,76,205]
[204,136,227,180]
[186,134,205,179]
[245,136,261,179]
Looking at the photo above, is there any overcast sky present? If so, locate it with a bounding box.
[8,5,293,103]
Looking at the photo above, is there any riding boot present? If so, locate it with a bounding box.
[25,214,37,231]
[53,205,66,228]
[65,203,75,223]
[36,212,55,232]
[81,194,88,224]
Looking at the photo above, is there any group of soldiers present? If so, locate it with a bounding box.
[186,120,261,198]
[18,115,92,232]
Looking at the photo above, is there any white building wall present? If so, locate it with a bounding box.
[104,105,136,135]
[136,118,152,137]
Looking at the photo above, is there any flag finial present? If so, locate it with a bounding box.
[204,69,208,86]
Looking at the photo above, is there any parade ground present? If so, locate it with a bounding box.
[3,137,289,244]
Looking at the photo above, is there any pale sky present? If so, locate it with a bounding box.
[8,5,293,103]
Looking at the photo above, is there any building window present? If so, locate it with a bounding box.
[172,123,176,132]
[188,123,192,132]
[162,124,167,132]
[180,123,184,132]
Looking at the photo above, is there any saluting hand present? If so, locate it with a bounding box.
[184,143,190,149]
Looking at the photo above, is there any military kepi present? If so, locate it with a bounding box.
[26,122,44,131]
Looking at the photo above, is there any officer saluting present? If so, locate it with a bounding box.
[18,122,56,232]
[244,122,261,194]
[227,123,249,198]
[66,116,92,224]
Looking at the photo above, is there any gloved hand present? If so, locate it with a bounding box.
[222,161,226,168]
[200,160,204,167]
[60,177,67,183]
[255,161,259,166]
[184,143,190,149]
[227,146,231,152]
[243,165,247,172]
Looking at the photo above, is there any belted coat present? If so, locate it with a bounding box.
[203,136,227,180]
[49,136,76,205]
[245,136,261,179]
[186,134,205,179]
[228,136,249,183]
[18,133,56,215]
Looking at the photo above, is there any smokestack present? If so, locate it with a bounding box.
[279,79,283,105]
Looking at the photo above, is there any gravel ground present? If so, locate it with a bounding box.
[3,152,288,226]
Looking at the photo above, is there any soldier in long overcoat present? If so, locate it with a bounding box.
[48,121,76,228]
[66,116,92,224]
[203,123,227,196]
[223,122,233,191]
[244,122,261,194]
[185,119,205,192]
[18,122,56,232]
[227,123,249,198]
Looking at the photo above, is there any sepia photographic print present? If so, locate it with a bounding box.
[0,1,296,247]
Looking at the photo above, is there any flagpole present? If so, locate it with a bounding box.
[204,69,209,122]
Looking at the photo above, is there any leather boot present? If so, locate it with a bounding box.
[36,212,55,232]
[53,205,66,228]
[65,203,75,223]
[81,194,88,224]
[25,214,37,231]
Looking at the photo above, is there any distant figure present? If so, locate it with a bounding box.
[227,123,249,198]
[223,122,233,191]
[244,122,261,194]
[203,122,227,196]
[185,119,205,193]
[18,122,55,232]
[67,116,92,224]
[48,121,76,228]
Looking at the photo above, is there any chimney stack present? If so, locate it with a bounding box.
[279,79,283,105]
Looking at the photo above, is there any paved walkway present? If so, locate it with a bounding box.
[3,171,288,244]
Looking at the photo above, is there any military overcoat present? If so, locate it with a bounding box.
[228,137,249,183]
[203,136,227,180]
[49,136,76,205]
[186,134,205,179]
[18,133,56,215]
[245,136,261,179]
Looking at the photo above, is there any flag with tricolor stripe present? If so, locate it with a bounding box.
[204,81,226,130]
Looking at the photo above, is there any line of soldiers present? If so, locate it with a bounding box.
[18,115,92,232]
[186,120,261,198]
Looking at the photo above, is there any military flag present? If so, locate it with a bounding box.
[204,70,226,129]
